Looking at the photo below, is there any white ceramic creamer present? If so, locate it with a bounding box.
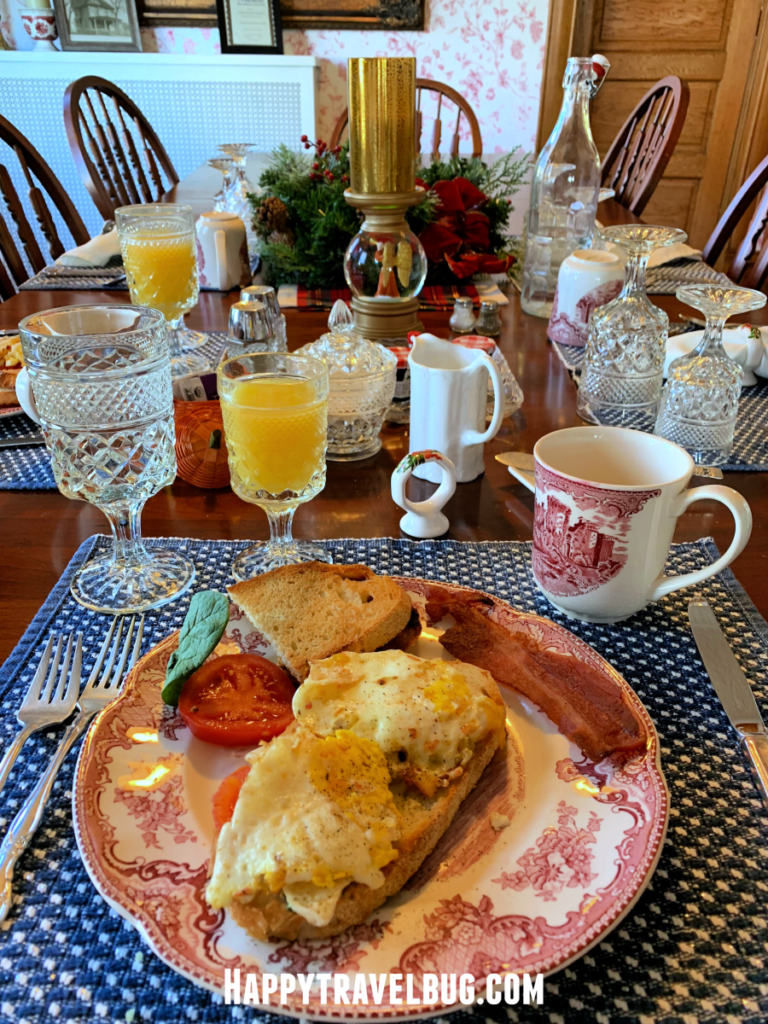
[408,334,504,483]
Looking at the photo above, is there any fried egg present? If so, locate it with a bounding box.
[294,649,506,781]
[206,723,400,926]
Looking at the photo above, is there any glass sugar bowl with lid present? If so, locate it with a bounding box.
[299,300,396,461]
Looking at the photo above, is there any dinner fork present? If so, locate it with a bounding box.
[0,615,144,923]
[0,633,82,797]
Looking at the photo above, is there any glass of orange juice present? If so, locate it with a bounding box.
[218,352,331,580]
[116,204,207,378]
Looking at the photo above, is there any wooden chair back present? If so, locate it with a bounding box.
[702,152,768,289]
[64,75,179,222]
[0,114,89,302]
[601,76,689,217]
[329,78,483,162]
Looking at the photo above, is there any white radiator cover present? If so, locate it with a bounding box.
[0,52,319,244]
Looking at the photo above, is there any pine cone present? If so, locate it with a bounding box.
[257,196,290,233]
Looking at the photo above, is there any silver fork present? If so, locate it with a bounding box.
[0,633,82,796]
[0,615,144,923]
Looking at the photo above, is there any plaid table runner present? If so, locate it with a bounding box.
[0,535,766,1024]
[278,283,509,311]
[550,340,768,472]
[0,334,231,491]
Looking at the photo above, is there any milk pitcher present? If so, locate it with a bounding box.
[408,334,504,483]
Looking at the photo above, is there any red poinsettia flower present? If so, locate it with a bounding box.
[418,176,515,279]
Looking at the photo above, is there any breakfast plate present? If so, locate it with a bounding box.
[73,578,668,1020]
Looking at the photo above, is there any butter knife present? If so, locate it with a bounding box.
[688,599,768,809]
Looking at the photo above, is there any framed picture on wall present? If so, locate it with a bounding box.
[53,0,143,50]
[215,0,283,53]
[136,0,423,31]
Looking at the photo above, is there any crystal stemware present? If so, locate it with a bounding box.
[218,144,259,259]
[115,204,207,379]
[208,156,234,212]
[577,224,687,428]
[655,284,767,462]
[218,352,331,580]
[19,304,195,613]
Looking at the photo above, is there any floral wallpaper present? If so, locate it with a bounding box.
[2,0,546,154]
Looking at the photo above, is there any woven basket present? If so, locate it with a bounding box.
[174,400,231,489]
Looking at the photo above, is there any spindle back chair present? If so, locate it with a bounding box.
[329,78,483,162]
[64,76,179,222]
[0,114,89,301]
[601,76,689,217]
[702,152,768,290]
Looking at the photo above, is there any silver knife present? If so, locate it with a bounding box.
[0,434,44,449]
[688,599,768,808]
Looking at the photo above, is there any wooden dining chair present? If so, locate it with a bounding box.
[64,76,180,222]
[701,152,768,289]
[601,76,690,217]
[329,78,483,162]
[0,114,89,302]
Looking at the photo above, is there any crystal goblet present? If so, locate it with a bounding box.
[218,352,331,580]
[218,144,259,259]
[19,305,195,613]
[208,156,234,212]
[116,204,207,378]
[577,224,688,428]
[655,285,767,462]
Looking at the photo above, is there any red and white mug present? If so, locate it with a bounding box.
[507,426,752,623]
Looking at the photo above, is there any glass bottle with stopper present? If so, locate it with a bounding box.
[655,284,766,463]
[521,54,610,318]
[299,300,397,461]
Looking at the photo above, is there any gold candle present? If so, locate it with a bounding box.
[348,57,416,194]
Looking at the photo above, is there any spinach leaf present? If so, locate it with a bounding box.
[162,590,230,706]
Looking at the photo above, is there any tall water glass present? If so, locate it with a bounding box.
[116,204,207,377]
[19,305,195,613]
[218,352,330,581]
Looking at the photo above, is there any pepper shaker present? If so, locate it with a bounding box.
[449,296,476,336]
[474,300,502,337]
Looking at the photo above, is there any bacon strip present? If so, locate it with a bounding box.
[427,594,647,762]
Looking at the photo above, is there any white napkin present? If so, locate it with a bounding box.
[56,228,121,268]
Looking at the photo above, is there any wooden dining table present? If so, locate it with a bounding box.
[2,166,767,662]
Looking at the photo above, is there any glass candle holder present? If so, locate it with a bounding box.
[577,224,687,428]
[655,284,767,462]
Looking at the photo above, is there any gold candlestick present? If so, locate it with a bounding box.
[344,57,426,342]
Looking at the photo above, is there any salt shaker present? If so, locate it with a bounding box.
[240,284,287,352]
[449,297,476,335]
[474,301,502,337]
[228,300,273,347]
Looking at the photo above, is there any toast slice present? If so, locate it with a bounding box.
[228,563,413,682]
[227,678,512,943]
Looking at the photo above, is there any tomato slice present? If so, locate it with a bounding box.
[212,764,250,831]
[178,653,295,747]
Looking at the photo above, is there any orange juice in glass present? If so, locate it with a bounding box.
[218,353,330,579]
[116,204,206,378]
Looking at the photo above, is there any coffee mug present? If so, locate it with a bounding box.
[195,212,250,292]
[547,249,623,348]
[408,334,504,483]
[507,426,752,622]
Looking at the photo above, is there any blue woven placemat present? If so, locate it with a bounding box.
[0,334,232,491]
[0,535,767,1024]
[550,340,768,472]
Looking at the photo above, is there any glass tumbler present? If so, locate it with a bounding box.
[577,224,687,428]
[116,203,207,378]
[218,352,331,581]
[19,304,195,613]
[655,284,767,462]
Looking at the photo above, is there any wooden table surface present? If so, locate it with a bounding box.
[2,185,767,663]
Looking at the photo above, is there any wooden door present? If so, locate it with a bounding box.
[538,0,764,248]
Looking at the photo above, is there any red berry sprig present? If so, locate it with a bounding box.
[303,137,347,184]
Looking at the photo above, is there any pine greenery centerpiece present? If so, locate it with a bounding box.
[248,137,530,289]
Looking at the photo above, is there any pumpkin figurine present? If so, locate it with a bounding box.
[174,400,231,489]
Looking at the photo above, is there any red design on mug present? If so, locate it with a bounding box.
[532,463,660,597]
